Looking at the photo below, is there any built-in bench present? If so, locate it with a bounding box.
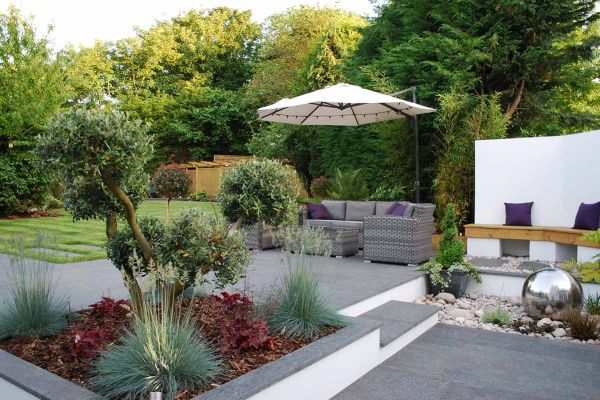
[464,224,600,263]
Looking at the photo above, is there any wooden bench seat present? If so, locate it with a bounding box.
[464,224,599,262]
[464,224,600,249]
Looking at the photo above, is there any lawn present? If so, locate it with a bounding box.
[0,200,218,264]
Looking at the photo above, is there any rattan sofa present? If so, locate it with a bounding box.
[362,203,436,265]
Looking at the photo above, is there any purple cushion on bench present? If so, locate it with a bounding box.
[384,202,400,215]
[307,203,332,220]
[504,202,533,226]
[573,202,600,230]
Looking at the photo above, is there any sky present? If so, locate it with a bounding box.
[1,0,376,49]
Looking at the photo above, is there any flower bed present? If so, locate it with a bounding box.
[0,295,337,399]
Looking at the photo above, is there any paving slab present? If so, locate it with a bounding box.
[335,324,600,400]
[0,250,424,312]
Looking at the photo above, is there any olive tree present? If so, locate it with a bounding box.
[218,159,296,228]
[39,108,153,305]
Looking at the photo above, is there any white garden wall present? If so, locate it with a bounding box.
[474,130,600,227]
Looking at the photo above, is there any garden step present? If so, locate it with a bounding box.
[358,301,439,347]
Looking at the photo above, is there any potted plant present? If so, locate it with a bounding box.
[417,203,481,297]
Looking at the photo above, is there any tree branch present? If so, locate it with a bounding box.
[504,80,525,122]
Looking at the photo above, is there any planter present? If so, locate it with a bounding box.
[429,271,469,298]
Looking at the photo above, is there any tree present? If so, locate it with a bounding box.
[218,159,296,228]
[0,7,67,215]
[151,163,191,220]
[39,108,153,306]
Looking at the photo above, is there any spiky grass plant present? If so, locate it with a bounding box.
[269,227,345,338]
[0,245,68,339]
[92,263,220,399]
[481,308,511,326]
[584,294,600,315]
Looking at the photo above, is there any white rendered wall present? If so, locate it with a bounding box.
[474,130,600,227]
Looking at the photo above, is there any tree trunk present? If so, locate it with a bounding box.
[100,169,154,265]
[166,198,170,222]
[504,80,525,123]
[230,215,244,231]
[100,169,151,314]
[106,212,118,238]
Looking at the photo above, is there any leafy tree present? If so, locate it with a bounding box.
[0,7,67,215]
[327,168,370,201]
[39,108,153,305]
[218,159,296,228]
[151,163,191,220]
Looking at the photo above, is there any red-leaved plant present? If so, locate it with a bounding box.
[88,297,131,321]
[215,292,274,354]
[69,327,113,360]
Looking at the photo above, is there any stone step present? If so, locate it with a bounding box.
[358,300,440,347]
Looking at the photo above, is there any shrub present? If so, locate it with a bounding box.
[327,168,369,200]
[0,254,68,339]
[584,294,600,315]
[560,259,583,280]
[369,184,406,201]
[269,265,346,338]
[88,297,131,321]
[92,281,220,399]
[309,176,331,198]
[44,194,63,210]
[215,291,274,354]
[191,191,208,202]
[69,327,113,360]
[565,308,599,341]
[0,152,50,216]
[279,226,332,257]
[482,308,511,326]
[107,211,250,290]
[218,159,296,227]
[580,254,600,283]
[152,163,192,219]
[417,204,481,288]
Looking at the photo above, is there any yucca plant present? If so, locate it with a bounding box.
[92,264,220,399]
[0,249,69,339]
[327,168,370,200]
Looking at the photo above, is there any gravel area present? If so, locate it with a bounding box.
[414,292,600,346]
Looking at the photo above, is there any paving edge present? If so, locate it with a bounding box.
[0,349,105,400]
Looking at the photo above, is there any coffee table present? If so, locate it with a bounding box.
[323,227,360,258]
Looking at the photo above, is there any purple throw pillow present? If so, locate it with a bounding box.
[384,202,400,215]
[504,202,533,226]
[391,203,407,216]
[306,203,332,220]
[573,202,600,230]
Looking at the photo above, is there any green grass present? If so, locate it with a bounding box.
[0,200,218,263]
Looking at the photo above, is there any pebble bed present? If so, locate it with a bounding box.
[414,292,600,346]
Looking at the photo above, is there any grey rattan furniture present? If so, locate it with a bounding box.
[323,227,360,258]
[301,200,410,248]
[362,203,436,265]
[246,221,282,250]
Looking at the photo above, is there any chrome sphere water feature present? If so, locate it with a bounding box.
[522,264,583,320]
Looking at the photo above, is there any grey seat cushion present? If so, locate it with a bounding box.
[331,220,363,230]
[405,203,416,217]
[306,219,333,228]
[346,201,376,221]
[322,200,347,220]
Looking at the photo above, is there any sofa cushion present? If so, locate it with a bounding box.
[331,220,363,230]
[307,203,332,220]
[345,201,376,221]
[404,203,416,217]
[391,203,408,216]
[504,202,533,226]
[322,200,347,220]
[375,201,396,216]
[306,219,333,228]
[573,202,600,230]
